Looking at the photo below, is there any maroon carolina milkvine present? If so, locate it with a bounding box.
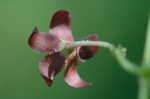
[28,10,100,88]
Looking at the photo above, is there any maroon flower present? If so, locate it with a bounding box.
[28,10,99,88]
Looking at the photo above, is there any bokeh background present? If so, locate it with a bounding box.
[0,0,149,99]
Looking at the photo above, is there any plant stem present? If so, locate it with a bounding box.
[65,20,150,98]
[69,40,149,99]
[67,40,139,75]
[143,15,150,66]
[138,78,150,99]
[138,16,150,99]
[66,40,113,49]
[111,48,140,75]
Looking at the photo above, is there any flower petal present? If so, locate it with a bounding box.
[28,27,61,53]
[41,75,53,87]
[39,55,52,86]
[50,10,70,28]
[39,52,65,87]
[64,52,91,88]
[78,34,99,61]
[48,53,65,78]
[49,10,74,41]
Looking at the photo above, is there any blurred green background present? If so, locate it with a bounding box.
[0,0,149,99]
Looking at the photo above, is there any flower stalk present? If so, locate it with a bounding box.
[64,38,150,99]
[65,40,140,75]
[63,16,150,98]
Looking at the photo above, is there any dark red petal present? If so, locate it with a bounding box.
[50,10,70,28]
[39,55,52,87]
[41,75,53,87]
[28,27,60,53]
[64,54,91,88]
[49,10,74,41]
[48,52,65,78]
[79,34,99,61]
[39,53,65,87]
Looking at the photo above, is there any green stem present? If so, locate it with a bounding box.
[65,40,113,49]
[67,40,139,75]
[138,16,150,99]
[111,48,140,75]
[138,78,150,99]
[64,26,150,99]
[143,16,150,66]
